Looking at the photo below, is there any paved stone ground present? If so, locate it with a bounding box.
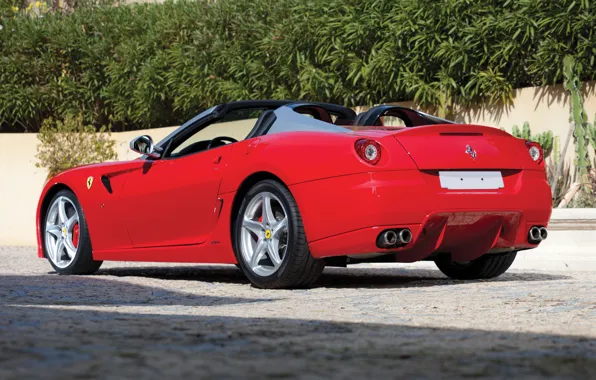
[1,246,595,379]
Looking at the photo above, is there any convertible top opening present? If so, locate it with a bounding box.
[264,103,455,137]
[155,101,455,157]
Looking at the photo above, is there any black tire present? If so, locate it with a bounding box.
[43,189,102,275]
[434,251,517,280]
[233,179,325,289]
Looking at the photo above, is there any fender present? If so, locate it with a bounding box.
[36,161,145,257]
[219,131,416,195]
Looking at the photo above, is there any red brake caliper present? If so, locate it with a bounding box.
[72,223,80,248]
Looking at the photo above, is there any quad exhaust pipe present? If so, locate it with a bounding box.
[379,230,398,246]
[540,227,548,240]
[528,226,548,243]
[377,229,412,248]
[398,229,413,244]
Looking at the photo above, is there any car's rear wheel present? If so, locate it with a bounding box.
[434,251,517,280]
[43,189,102,275]
[233,179,325,289]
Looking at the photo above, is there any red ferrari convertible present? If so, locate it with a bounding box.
[36,100,552,288]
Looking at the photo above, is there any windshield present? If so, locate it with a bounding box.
[167,108,270,157]
[156,106,217,148]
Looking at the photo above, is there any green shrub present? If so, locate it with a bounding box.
[1,0,596,132]
[35,115,117,177]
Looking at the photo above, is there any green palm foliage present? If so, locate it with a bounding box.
[1,0,595,132]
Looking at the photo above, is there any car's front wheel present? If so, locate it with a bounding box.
[43,189,102,275]
[434,251,517,280]
[233,179,325,289]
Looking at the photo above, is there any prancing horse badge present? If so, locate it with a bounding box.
[86,176,94,190]
[465,144,477,161]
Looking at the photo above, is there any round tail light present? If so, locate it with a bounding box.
[355,139,381,165]
[526,141,543,164]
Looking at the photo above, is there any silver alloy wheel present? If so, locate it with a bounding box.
[240,191,289,276]
[45,196,80,269]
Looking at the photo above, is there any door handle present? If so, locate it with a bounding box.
[213,156,222,164]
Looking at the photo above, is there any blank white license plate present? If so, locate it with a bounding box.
[439,171,504,190]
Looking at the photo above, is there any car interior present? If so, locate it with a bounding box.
[165,102,357,159]
[161,102,452,159]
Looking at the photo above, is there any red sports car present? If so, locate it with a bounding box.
[36,100,552,288]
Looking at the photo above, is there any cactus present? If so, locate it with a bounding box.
[511,124,520,137]
[534,130,553,157]
[511,123,530,140]
[510,122,553,157]
[550,55,596,207]
[522,121,531,140]
[552,56,591,201]
[547,135,573,207]
[552,136,560,168]
[541,131,553,154]
[587,115,596,151]
[563,55,590,180]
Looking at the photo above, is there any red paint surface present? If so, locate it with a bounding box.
[36,124,552,264]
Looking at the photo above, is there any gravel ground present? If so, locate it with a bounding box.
[1,246,595,379]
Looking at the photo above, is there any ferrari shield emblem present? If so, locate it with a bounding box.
[86,176,94,190]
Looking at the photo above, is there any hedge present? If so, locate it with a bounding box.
[0,0,595,132]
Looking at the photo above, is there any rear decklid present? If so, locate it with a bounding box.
[390,124,534,170]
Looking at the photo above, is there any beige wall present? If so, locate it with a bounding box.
[1,81,595,246]
[458,82,596,165]
[0,127,176,246]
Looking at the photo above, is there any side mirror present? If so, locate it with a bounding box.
[130,135,161,159]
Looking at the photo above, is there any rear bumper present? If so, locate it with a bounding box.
[289,170,552,261]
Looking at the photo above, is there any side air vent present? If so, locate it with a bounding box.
[101,175,113,194]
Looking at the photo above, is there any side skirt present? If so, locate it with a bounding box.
[93,243,237,264]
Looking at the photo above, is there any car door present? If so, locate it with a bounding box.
[118,104,276,248]
[119,145,230,248]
